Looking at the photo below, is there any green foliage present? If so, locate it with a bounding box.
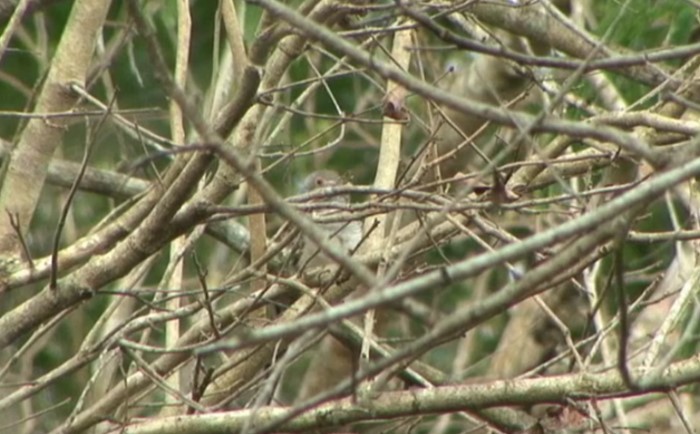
[593,0,696,103]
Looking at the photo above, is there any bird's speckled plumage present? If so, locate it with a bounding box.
[299,170,362,268]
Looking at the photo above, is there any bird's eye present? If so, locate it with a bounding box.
[315,177,324,187]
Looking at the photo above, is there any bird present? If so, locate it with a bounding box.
[293,170,363,402]
[297,170,362,270]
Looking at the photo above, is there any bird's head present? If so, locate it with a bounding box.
[300,170,344,193]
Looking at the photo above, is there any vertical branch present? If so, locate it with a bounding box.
[0,0,113,256]
[170,0,191,146]
[247,169,268,313]
[205,0,250,122]
[239,0,267,324]
[221,0,248,82]
[0,0,31,63]
[165,0,192,409]
[359,25,413,393]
